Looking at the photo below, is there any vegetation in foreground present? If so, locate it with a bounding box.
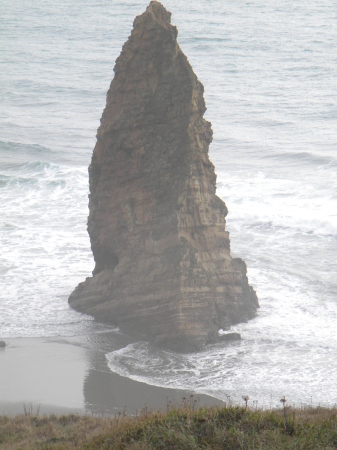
[0,402,337,449]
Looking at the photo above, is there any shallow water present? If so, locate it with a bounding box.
[1,0,337,408]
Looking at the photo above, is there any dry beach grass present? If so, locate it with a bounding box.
[1,402,337,449]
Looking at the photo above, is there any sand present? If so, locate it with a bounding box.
[0,336,223,416]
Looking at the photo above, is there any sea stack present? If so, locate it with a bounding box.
[69,1,258,351]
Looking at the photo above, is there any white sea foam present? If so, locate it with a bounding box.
[106,263,337,407]
[0,154,95,337]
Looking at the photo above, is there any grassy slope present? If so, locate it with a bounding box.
[0,406,337,449]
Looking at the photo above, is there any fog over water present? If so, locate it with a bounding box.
[1,0,337,408]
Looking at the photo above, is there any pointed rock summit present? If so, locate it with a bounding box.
[69,1,258,351]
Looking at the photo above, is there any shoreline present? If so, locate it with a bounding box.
[0,336,224,416]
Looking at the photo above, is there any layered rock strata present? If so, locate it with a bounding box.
[69,1,258,352]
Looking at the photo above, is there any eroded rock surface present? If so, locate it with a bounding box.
[69,1,258,351]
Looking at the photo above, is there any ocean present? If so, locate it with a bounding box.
[1,0,337,409]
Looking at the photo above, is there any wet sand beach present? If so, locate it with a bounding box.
[0,336,224,416]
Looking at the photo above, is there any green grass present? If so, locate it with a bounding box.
[1,405,337,449]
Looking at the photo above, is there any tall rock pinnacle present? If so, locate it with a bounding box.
[69,1,258,351]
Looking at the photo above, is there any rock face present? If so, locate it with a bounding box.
[69,1,258,352]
